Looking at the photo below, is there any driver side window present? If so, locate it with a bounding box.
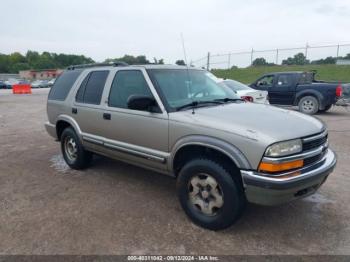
[257,75,274,87]
[108,70,153,109]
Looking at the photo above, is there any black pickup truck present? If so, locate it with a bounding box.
[250,71,348,114]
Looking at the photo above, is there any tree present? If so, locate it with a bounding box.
[105,55,150,65]
[252,57,268,66]
[311,56,336,65]
[0,51,95,73]
[282,52,309,65]
[153,57,164,64]
[175,59,186,66]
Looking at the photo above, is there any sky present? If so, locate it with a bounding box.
[0,0,349,67]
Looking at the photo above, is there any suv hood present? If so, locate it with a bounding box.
[170,103,324,143]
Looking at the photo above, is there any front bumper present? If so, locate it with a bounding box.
[241,149,337,206]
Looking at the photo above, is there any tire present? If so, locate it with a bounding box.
[176,158,246,230]
[298,96,319,115]
[319,104,332,113]
[61,127,92,170]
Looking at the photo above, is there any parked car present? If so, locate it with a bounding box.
[48,78,56,87]
[4,78,29,89]
[45,64,336,230]
[0,80,7,89]
[250,71,349,114]
[31,80,50,88]
[219,79,268,103]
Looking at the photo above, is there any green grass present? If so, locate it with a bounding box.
[212,65,350,84]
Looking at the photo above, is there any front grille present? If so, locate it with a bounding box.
[302,134,328,151]
[301,131,328,167]
[304,150,326,166]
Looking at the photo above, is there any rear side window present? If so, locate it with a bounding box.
[75,71,109,105]
[48,70,83,100]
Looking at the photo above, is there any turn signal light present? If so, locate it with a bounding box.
[241,96,254,102]
[259,159,304,173]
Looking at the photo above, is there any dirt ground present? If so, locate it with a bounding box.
[0,89,349,255]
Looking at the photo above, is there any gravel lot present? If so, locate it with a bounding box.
[0,89,349,255]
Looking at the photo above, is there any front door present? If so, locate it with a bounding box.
[100,68,169,171]
[269,74,295,105]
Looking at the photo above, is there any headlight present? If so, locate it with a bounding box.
[265,139,302,157]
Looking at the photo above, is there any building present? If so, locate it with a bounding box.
[19,69,63,80]
[0,73,20,81]
[336,59,350,65]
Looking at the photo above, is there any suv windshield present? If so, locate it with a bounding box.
[147,69,239,111]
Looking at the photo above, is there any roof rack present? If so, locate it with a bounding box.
[67,61,129,70]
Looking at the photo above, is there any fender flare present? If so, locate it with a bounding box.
[56,115,83,141]
[168,135,252,172]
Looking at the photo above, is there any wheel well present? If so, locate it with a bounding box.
[296,93,320,105]
[56,120,71,141]
[173,145,241,180]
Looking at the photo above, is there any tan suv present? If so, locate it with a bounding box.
[45,63,336,230]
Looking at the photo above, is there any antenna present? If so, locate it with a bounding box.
[181,33,188,65]
[180,33,195,114]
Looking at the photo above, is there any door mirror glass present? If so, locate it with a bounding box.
[127,95,159,112]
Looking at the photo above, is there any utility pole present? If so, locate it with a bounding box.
[227,53,231,69]
[250,48,254,66]
[305,43,309,59]
[206,52,210,71]
[276,49,279,65]
[336,44,340,58]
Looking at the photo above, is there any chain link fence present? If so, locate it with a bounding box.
[191,43,350,70]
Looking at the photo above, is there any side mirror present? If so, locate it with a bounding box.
[127,95,159,112]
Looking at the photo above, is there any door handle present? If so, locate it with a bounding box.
[72,108,77,114]
[103,113,111,120]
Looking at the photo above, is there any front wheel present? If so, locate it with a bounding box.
[176,158,245,230]
[298,96,319,115]
[61,127,92,170]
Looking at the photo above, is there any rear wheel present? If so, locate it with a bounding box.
[61,127,92,170]
[176,158,245,230]
[298,96,319,115]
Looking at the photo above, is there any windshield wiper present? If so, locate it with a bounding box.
[176,100,222,111]
[214,98,243,103]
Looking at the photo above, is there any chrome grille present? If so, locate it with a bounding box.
[302,133,328,152]
[302,131,328,166]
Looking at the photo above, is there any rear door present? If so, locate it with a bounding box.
[269,74,295,105]
[72,70,110,151]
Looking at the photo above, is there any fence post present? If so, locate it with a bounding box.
[227,53,231,69]
[336,44,340,58]
[250,48,254,66]
[206,52,210,71]
[276,49,279,65]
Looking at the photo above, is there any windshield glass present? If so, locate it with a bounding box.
[147,69,239,111]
